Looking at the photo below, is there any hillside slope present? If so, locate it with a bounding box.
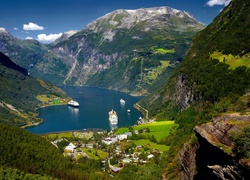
[139,0,250,179]
[0,52,67,126]
[0,123,109,179]
[0,28,48,69]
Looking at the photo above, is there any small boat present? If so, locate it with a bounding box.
[109,109,118,125]
[127,109,131,113]
[120,99,125,104]
[68,100,79,107]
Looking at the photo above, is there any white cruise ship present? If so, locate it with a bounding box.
[67,100,79,107]
[120,98,125,104]
[109,109,118,125]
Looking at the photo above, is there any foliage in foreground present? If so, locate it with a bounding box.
[0,123,109,179]
[233,125,250,159]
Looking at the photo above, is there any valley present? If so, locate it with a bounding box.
[42,120,176,177]
[0,0,250,179]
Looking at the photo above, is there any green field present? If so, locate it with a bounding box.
[43,132,73,140]
[143,60,171,84]
[210,51,250,69]
[116,121,176,142]
[133,139,169,152]
[152,47,175,54]
[82,148,108,160]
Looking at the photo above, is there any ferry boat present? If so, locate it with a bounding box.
[109,109,118,125]
[120,99,125,104]
[67,100,79,107]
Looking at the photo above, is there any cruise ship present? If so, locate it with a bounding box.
[120,98,125,104]
[67,100,79,107]
[109,109,118,125]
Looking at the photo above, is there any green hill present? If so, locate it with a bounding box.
[0,52,68,126]
[139,0,250,178]
[0,123,109,179]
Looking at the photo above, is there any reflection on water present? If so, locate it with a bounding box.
[110,123,118,130]
[68,106,79,120]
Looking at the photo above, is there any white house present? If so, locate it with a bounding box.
[102,136,118,145]
[147,154,154,159]
[117,132,132,140]
[65,143,76,153]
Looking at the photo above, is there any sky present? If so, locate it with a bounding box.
[0,0,231,43]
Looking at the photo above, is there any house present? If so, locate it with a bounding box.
[147,154,154,159]
[64,143,76,153]
[102,136,118,145]
[117,132,132,140]
[85,144,94,148]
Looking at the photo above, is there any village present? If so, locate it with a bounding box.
[44,119,174,174]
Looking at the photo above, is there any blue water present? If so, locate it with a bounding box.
[26,86,143,134]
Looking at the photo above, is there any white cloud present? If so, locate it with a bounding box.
[206,0,231,7]
[25,36,33,40]
[23,22,44,30]
[14,27,18,30]
[37,33,63,42]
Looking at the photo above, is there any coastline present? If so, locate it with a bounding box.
[21,118,44,129]
[23,101,68,130]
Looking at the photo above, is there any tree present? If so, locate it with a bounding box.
[234,125,250,158]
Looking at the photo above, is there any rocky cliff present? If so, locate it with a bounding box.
[194,113,250,179]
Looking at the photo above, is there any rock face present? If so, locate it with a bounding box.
[178,141,199,180]
[193,113,250,179]
[195,113,250,150]
[171,73,200,111]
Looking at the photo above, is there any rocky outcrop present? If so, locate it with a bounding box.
[194,113,250,179]
[195,113,250,150]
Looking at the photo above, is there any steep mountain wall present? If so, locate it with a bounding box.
[141,0,250,179]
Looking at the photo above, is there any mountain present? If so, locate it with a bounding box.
[0,52,68,127]
[0,28,48,70]
[0,6,205,94]
[53,30,78,44]
[139,0,250,179]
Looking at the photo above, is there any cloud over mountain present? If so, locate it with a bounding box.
[37,33,62,42]
[23,22,45,31]
[206,0,231,7]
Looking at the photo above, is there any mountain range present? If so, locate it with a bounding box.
[0,6,205,95]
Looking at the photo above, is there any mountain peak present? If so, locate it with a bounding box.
[53,30,79,44]
[0,27,10,36]
[0,27,7,32]
[85,6,204,34]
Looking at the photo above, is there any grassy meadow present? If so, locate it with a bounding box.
[133,139,170,152]
[116,121,176,142]
[210,51,250,69]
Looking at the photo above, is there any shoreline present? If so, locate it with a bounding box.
[23,87,147,134]
[21,118,44,129]
[38,128,108,135]
[23,102,68,130]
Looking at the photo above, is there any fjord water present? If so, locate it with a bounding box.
[27,86,143,134]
